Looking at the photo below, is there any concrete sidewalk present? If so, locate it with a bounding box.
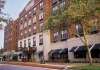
[0,61,65,70]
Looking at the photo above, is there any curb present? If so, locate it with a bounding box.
[0,62,65,69]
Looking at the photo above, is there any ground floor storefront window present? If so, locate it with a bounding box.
[74,51,86,58]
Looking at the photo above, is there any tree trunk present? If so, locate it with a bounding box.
[80,22,93,66]
[86,45,92,66]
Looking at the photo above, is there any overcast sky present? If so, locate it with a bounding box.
[0,0,29,49]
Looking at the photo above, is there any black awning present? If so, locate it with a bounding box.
[83,45,92,51]
[52,49,62,54]
[76,46,85,52]
[60,48,68,54]
[48,50,54,54]
[92,44,100,50]
[69,47,77,52]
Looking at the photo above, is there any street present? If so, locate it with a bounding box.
[0,64,58,70]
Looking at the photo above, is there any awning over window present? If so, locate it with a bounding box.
[92,44,100,50]
[48,50,54,54]
[60,48,68,54]
[76,46,85,52]
[69,47,77,52]
[52,49,62,54]
[83,45,92,51]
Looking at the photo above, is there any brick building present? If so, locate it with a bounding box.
[3,0,100,62]
[3,21,16,60]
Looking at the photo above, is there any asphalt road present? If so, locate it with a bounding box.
[0,64,58,70]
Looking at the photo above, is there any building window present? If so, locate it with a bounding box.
[76,24,83,36]
[59,0,65,9]
[29,11,31,14]
[24,40,26,47]
[24,21,27,28]
[33,37,36,46]
[24,30,27,38]
[28,28,31,36]
[52,0,57,4]
[33,7,36,14]
[25,30,27,34]
[28,19,31,26]
[33,15,36,24]
[21,17,23,20]
[74,51,86,58]
[20,42,22,47]
[39,1,43,10]
[25,14,27,17]
[90,26,99,34]
[61,29,67,41]
[54,32,58,42]
[39,12,43,21]
[33,25,36,34]
[40,22,43,32]
[39,35,43,45]
[28,39,31,47]
[52,5,58,14]
[29,28,31,32]
[20,25,23,30]
[21,33,23,36]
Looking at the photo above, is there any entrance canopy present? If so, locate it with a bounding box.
[14,52,22,56]
[1,52,8,56]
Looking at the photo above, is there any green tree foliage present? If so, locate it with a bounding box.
[45,0,100,65]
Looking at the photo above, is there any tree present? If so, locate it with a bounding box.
[45,0,100,65]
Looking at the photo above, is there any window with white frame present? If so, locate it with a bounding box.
[25,30,27,34]
[20,25,23,30]
[28,39,31,46]
[33,15,36,23]
[61,29,67,39]
[33,25,36,33]
[28,19,31,26]
[52,5,58,13]
[33,37,36,46]
[39,35,43,45]
[76,24,83,36]
[54,32,58,41]
[29,28,31,32]
[39,1,43,10]
[20,42,22,47]
[33,7,36,14]
[40,22,43,32]
[21,17,23,20]
[89,19,99,34]
[24,40,26,47]
[25,14,27,17]
[59,0,65,9]
[39,12,43,20]
[29,11,31,14]
[21,32,23,36]
[24,22,27,28]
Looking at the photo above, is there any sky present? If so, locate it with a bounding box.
[0,0,29,49]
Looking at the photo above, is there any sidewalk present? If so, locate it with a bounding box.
[0,61,65,70]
